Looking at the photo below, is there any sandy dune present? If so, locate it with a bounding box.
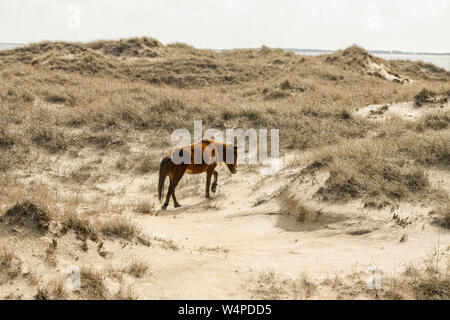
[1,131,448,299]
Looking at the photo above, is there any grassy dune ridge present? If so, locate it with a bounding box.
[1,38,449,198]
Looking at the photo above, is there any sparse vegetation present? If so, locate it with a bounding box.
[414,88,437,106]
[35,278,67,300]
[432,204,450,229]
[79,267,108,300]
[381,265,450,300]
[0,248,22,284]
[124,259,150,278]
[3,200,52,233]
[134,202,156,215]
[153,236,179,251]
[245,269,317,300]
[413,88,448,107]
[135,153,160,174]
[198,245,230,254]
[97,216,140,240]
[307,131,449,202]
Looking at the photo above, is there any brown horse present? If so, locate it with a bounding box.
[158,138,238,210]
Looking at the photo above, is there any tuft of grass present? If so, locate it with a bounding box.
[124,259,150,278]
[381,264,450,300]
[135,153,160,174]
[153,236,179,251]
[432,204,450,229]
[113,284,138,300]
[416,111,449,131]
[410,274,449,300]
[245,269,317,300]
[35,278,67,300]
[198,245,230,254]
[413,88,447,107]
[134,202,156,215]
[0,248,22,284]
[79,267,108,300]
[62,211,98,241]
[97,216,140,241]
[4,200,52,233]
[0,128,15,149]
[61,211,150,244]
[263,89,291,100]
[363,195,391,209]
[27,126,67,153]
[414,88,437,106]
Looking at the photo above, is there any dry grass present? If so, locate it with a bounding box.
[1,39,448,174]
[416,110,450,131]
[0,247,22,284]
[124,259,150,278]
[153,236,179,251]
[245,269,317,300]
[3,200,53,233]
[135,153,161,174]
[78,267,108,300]
[410,274,449,300]
[432,204,450,229]
[96,216,140,240]
[414,88,449,107]
[113,284,138,300]
[134,201,156,215]
[35,278,67,300]
[382,264,450,300]
[306,130,449,202]
[198,245,230,254]
[61,209,147,243]
[61,211,98,241]
[0,195,147,244]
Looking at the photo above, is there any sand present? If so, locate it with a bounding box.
[1,123,448,299]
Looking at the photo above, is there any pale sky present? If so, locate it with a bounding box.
[1,0,449,52]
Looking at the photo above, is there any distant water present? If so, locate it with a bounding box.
[374,53,450,71]
[0,43,24,51]
[292,49,450,71]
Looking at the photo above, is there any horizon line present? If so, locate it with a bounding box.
[1,41,449,56]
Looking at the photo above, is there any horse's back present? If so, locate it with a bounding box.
[169,139,224,171]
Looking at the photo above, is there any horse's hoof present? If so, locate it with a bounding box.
[205,195,212,200]
[211,184,217,193]
[161,204,168,210]
[174,203,181,208]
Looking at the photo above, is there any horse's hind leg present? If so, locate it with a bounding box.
[171,169,185,208]
[211,170,218,193]
[172,190,181,208]
[162,178,174,210]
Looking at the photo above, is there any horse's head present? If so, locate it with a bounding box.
[225,145,238,174]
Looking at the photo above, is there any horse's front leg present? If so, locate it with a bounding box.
[211,170,218,193]
[205,169,213,199]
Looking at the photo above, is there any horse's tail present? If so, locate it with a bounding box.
[158,156,172,203]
